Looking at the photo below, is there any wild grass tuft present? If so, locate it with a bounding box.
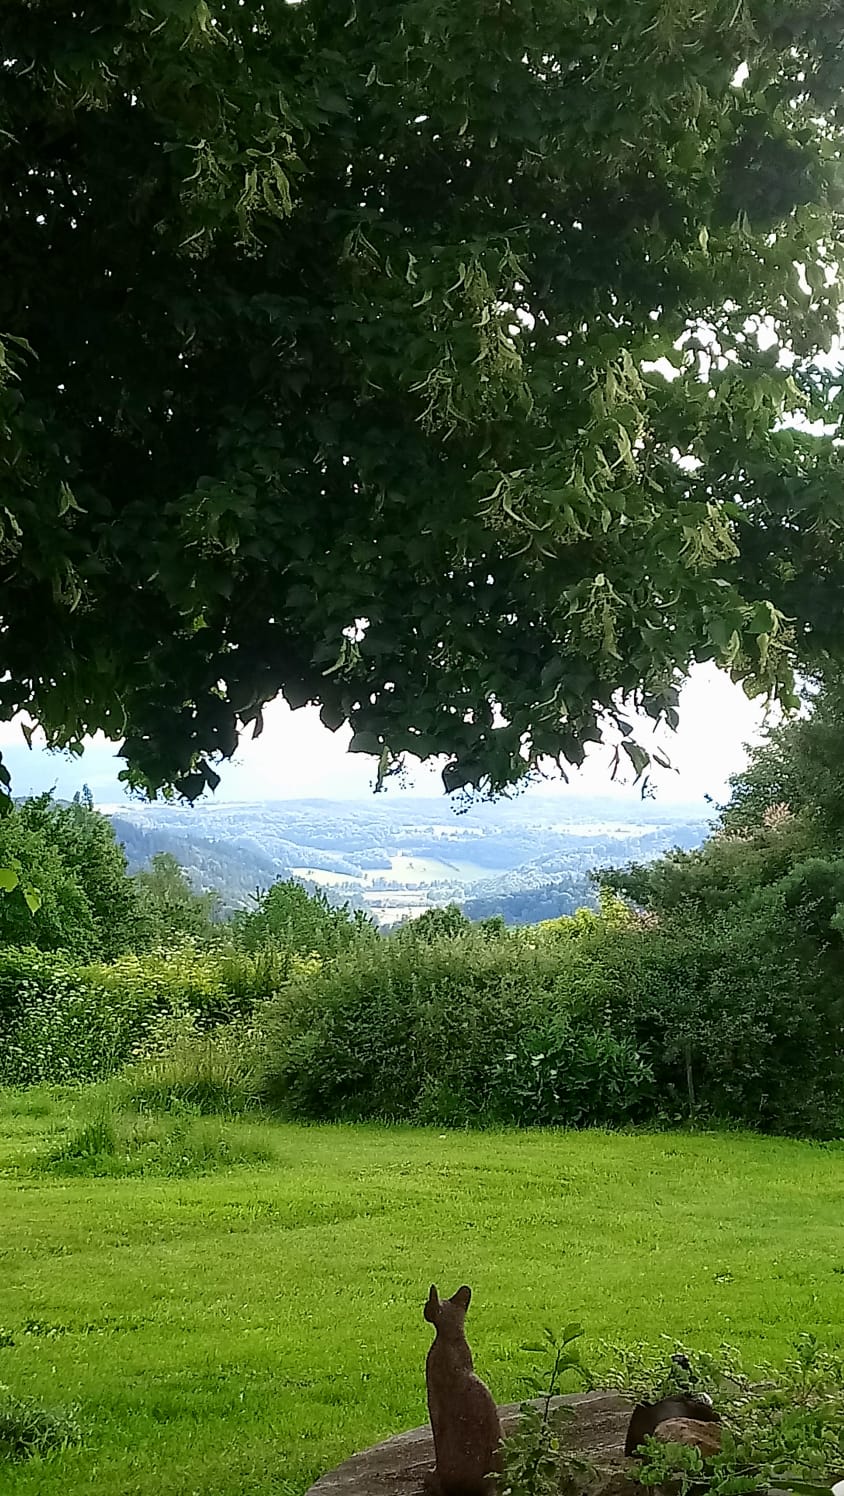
[121,1014,264,1117]
[0,1386,82,1461]
[40,1104,271,1178]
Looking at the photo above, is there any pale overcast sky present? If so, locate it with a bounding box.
[0,663,771,809]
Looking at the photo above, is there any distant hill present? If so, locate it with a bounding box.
[111,816,283,910]
[106,795,709,927]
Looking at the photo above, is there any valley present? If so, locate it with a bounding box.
[107,793,709,926]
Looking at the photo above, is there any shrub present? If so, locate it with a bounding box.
[260,931,651,1126]
[536,890,636,940]
[79,944,230,1026]
[584,911,844,1136]
[212,944,318,1005]
[485,1019,654,1128]
[600,817,814,919]
[260,893,844,1134]
[0,947,79,1038]
[0,974,155,1087]
[0,943,270,1088]
[393,904,509,943]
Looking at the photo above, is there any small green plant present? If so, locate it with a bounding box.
[499,1325,593,1496]
[625,1337,844,1496]
[599,1340,748,1404]
[0,1385,82,1461]
[43,1109,119,1165]
[635,1436,708,1493]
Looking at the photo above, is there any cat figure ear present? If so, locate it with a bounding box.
[450,1286,471,1312]
[424,1285,441,1324]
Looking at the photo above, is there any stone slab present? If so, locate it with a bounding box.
[306,1392,635,1496]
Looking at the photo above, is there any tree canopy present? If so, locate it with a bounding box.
[0,792,141,955]
[600,668,844,915]
[1,1,842,802]
[132,850,220,943]
[720,668,844,841]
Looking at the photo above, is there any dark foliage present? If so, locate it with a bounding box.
[1,3,842,802]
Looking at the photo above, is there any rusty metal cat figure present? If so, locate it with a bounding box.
[424,1285,501,1496]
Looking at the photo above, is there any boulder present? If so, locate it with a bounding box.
[653,1418,722,1458]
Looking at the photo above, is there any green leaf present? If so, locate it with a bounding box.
[0,867,20,893]
[746,601,773,634]
[560,1322,584,1343]
[622,740,650,780]
[652,749,676,771]
[22,885,42,914]
[284,681,313,710]
[320,701,346,732]
[58,481,84,517]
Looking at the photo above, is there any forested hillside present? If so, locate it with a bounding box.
[108,795,707,925]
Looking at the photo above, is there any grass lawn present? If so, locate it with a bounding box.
[0,1092,843,1496]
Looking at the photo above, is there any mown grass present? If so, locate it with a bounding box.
[0,1088,843,1496]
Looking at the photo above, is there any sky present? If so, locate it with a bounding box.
[0,662,772,811]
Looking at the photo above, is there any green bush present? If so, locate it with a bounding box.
[79,945,233,1027]
[0,948,79,1036]
[484,1018,654,1128]
[0,947,148,1087]
[0,943,270,1088]
[212,944,303,1004]
[600,817,814,919]
[0,971,155,1087]
[260,931,652,1126]
[260,894,844,1134]
[393,904,509,943]
[580,910,844,1136]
